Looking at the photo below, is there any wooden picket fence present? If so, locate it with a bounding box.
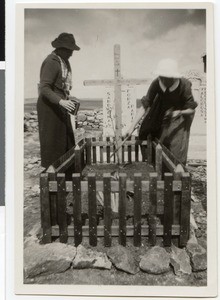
[40,135,191,248]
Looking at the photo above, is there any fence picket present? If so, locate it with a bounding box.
[103,173,112,247]
[131,136,135,162]
[80,142,85,169]
[163,173,173,246]
[173,164,184,224]
[147,134,152,164]
[119,174,127,246]
[121,144,125,163]
[179,173,191,247]
[49,172,57,226]
[106,137,110,163]
[57,173,68,243]
[40,173,51,243]
[99,137,104,163]
[85,138,92,165]
[72,173,82,246]
[127,136,132,163]
[134,173,142,246]
[110,137,114,162]
[135,136,139,162]
[88,173,97,246]
[74,145,81,173]
[92,137,97,164]
[124,144,128,163]
[156,144,163,180]
[149,173,157,246]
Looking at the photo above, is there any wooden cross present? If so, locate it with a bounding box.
[84,44,150,163]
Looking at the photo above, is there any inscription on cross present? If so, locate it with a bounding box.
[84,44,150,162]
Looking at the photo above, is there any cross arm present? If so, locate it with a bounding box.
[83,80,115,86]
[120,79,150,86]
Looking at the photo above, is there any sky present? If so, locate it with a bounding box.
[24,9,206,99]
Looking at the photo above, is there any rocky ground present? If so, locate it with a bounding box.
[23,127,207,286]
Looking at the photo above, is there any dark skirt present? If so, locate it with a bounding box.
[37,96,75,169]
[159,114,194,165]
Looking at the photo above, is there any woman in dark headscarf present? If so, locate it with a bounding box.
[126,58,197,165]
[37,33,80,169]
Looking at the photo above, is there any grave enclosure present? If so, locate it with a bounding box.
[40,135,191,248]
[40,45,191,248]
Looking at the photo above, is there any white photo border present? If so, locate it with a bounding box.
[11,1,217,297]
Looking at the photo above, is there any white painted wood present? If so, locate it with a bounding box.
[83,44,150,163]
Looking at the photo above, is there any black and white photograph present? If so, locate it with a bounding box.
[13,2,217,297]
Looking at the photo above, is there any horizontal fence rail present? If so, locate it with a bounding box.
[48,179,183,192]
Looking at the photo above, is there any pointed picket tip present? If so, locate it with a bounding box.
[174,164,185,174]
[46,165,56,173]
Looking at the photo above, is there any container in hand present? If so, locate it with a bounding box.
[69,97,80,115]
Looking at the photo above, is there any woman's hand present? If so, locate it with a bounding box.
[59,99,76,113]
[172,110,182,118]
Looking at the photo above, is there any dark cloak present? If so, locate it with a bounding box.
[37,53,75,168]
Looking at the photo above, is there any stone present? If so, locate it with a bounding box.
[24,158,29,165]
[96,115,103,120]
[72,245,112,270]
[31,122,38,127]
[77,114,87,122]
[29,157,39,164]
[194,271,207,280]
[26,164,34,170]
[170,245,192,276]
[32,184,40,195]
[24,113,30,119]
[198,237,207,250]
[188,227,198,244]
[87,116,95,122]
[107,245,139,275]
[186,242,207,272]
[196,216,202,224]
[199,212,206,217]
[191,193,199,203]
[29,115,38,120]
[139,246,170,274]
[31,110,37,115]
[24,242,76,278]
[195,229,202,238]
[190,212,198,230]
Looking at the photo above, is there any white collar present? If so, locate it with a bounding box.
[159,78,180,92]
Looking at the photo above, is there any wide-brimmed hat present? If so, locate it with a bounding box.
[154,58,181,78]
[51,33,80,51]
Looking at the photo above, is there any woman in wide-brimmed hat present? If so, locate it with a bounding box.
[37,33,80,169]
[125,58,198,165]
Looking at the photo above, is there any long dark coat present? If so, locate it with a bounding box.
[37,53,75,168]
[140,77,198,165]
